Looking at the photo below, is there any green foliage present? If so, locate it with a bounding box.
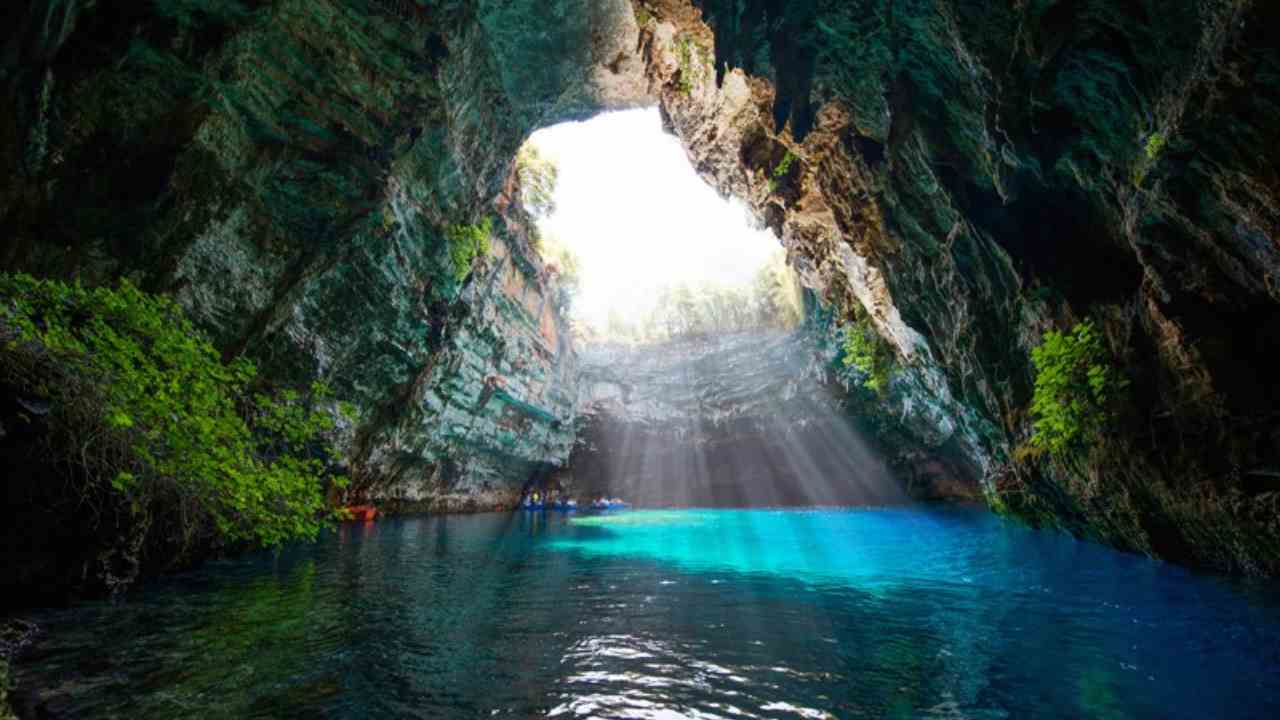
[515,144,558,218]
[634,3,653,26]
[676,37,705,96]
[533,231,582,310]
[1133,131,1168,185]
[1144,132,1166,160]
[767,151,797,193]
[0,274,345,549]
[752,249,805,330]
[445,218,493,282]
[773,150,796,179]
[586,251,803,344]
[841,317,896,394]
[1029,321,1129,455]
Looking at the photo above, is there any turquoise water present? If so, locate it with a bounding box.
[12,507,1280,718]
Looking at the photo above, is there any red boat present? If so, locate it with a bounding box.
[344,505,378,522]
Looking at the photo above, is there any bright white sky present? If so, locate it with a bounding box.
[528,108,781,329]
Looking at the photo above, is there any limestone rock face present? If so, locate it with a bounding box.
[2,0,1278,574]
[637,0,1280,573]
[0,0,650,511]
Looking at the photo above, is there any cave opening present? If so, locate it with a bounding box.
[516,107,802,345]
[509,109,903,509]
[6,1,1280,716]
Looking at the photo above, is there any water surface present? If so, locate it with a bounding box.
[13,507,1280,718]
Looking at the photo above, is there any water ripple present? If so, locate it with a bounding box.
[9,508,1280,719]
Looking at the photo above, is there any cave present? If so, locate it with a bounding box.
[2,0,1280,717]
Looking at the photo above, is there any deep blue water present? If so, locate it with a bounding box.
[12,507,1280,719]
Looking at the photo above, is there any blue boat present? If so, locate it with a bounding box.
[552,500,578,511]
[520,500,545,511]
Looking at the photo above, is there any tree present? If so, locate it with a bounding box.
[0,274,347,552]
[1028,321,1129,455]
[515,144,559,219]
[752,250,804,329]
[537,231,582,309]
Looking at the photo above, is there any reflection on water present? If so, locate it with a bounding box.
[12,508,1280,719]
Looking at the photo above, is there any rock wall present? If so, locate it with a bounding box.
[0,0,651,510]
[2,0,1278,575]
[634,0,1280,574]
[360,223,580,511]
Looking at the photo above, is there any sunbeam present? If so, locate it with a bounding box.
[570,329,908,510]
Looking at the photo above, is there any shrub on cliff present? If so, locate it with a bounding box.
[0,274,346,558]
[842,318,895,394]
[515,145,558,219]
[1028,321,1129,455]
[446,218,493,282]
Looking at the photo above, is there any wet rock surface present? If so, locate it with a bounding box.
[0,0,1277,576]
[638,0,1280,574]
[1,0,648,512]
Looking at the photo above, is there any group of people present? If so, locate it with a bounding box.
[520,489,577,509]
[519,489,627,510]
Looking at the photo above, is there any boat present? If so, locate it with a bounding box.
[553,499,578,511]
[521,500,545,510]
[344,505,378,521]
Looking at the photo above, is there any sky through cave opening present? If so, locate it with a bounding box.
[526,113,903,510]
[519,108,803,344]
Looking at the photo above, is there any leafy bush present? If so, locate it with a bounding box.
[675,37,705,95]
[841,317,895,394]
[515,145,558,219]
[768,151,797,194]
[1134,131,1168,185]
[1144,132,1166,160]
[445,217,493,282]
[0,274,345,550]
[1029,321,1128,455]
[773,150,796,179]
[535,231,582,307]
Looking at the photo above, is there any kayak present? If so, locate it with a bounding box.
[344,505,378,521]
